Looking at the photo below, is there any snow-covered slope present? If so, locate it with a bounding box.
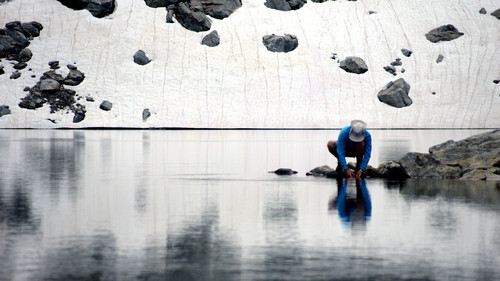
[0,0,499,128]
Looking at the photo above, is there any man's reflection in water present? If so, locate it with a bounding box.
[329,178,372,231]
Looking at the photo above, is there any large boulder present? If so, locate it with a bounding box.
[339,56,368,74]
[398,152,462,179]
[262,34,298,53]
[200,0,242,19]
[174,2,212,32]
[425,24,464,43]
[87,0,116,18]
[377,78,412,108]
[491,8,500,20]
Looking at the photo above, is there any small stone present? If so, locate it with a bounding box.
[339,56,368,74]
[100,100,113,111]
[390,58,402,66]
[331,53,337,60]
[401,68,406,73]
[133,50,151,65]
[493,80,500,84]
[479,8,487,14]
[436,54,444,63]
[384,65,397,76]
[23,86,30,91]
[48,60,60,69]
[86,96,95,102]
[67,64,78,70]
[13,61,27,70]
[368,10,376,15]
[401,49,412,57]
[432,91,436,95]
[143,108,151,121]
[0,105,11,117]
[201,30,220,47]
[10,71,21,79]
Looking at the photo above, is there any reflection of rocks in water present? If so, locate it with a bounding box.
[165,211,241,280]
[399,179,500,207]
[40,232,117,280]
[0,179,39,231]
[427,204,457,236]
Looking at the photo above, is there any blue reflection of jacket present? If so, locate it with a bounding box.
[337,126,372,171]
[337,179,372,222]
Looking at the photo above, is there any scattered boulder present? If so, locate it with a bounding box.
[64,69,85,86]
[479,8,487,14]
[401,49,412,57]
[339,56,368,74]
[133,50,151,65]
[493,79,500,84]
[306,165,335,176]
[269,168,298,175]
[0,105,11,117]
[264,0,306,11]
[10,71,21,79]
[57,0,116,18]
[174,2,212,32]
[491,8,500,20]
[0,65,4,75]
[377,78,412,108]
[201,30,220,47]
[262,34,298,53]
[383,65,397,76]
[200,0,242,19]
[436,54,444,63]
[100,100,113,111]
[142,108,151,121]
[369,161,409,179]
[425,24,464,43]
[73,104,86,123]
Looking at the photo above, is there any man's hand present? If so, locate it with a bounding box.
[345,169,355,178]
[355,169,364,179]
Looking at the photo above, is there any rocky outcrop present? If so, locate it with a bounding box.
[339,56,368,74]
[57,0,116,18]
[201,30,220,47]
[133,50,151,65]
[377,78,412,108]
[0,21,42,73]
[262,34,298,53]
[425,24,464,43]
[19,63,88,123]
[264,0,306,11]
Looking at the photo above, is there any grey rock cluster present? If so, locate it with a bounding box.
[145,0,241,32]
[262,34,298,53]
[56,0,116,18]
[0,21,43,79]
[425,24,464,43]
[18,63,88,123]
[339,56,368,74]
[377,78,412,108]
[264,0,307,11]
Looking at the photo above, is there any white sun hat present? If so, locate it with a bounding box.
[349,120,367,142]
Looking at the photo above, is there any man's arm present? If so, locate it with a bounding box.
[336,129,349,171]
[359,132,372,171]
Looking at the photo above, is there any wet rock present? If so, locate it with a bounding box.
[133,50,151,65]
[425,24,464,43]
[377,78,412,108]
[479,8,487,14]
[201,30,220,47]
[100,100,112,111]
[264,0,306,11]
[269,168,298,175]
[262,34,298,53]
[143,108,151,121]
[174,2,212,32]
[339,56,368,74]
[0,105,11,117]
[399,152,461,179]
[436,54,444,63]
[370,161,409,179]
[492,9,500,20]
[401,48,412,57]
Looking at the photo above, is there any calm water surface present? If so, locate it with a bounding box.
[0,129,499,281]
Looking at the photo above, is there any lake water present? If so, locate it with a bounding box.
[0,129,499,281]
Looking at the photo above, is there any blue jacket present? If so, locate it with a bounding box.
[337,125,372,171]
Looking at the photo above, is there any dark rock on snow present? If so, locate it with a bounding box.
[201,30,220,47]
[0,65,4,75]
[133,50,151,65]
[425,24,464,43]
[64,69,85,86]
[57,0,115,18]
[143,108,151,121]
[265,0,306,11]
[401,48,412,57]
[479,8,487,15]
[339,56,368,74]
[262,34,298,53]
[10,71,21,79]
[390,58,402,66]
[436,54,444,63]
[0,105,11,117]
[493,79,500,84]
[73,104,86,123]
[200,0,242,19]
[174,2,212,32]
[491,9,500,20]
[383,65,397,76]
[377,78,412,108]
[100,100,113,111]
[269,168,298,175]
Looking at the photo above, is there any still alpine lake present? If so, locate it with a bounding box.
[0,129,499,281]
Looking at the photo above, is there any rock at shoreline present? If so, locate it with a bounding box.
[339,56,368,74]
[377,78,412,108]
[270,168,298,175]
[262,34,298,53]
[425,24,464,43]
